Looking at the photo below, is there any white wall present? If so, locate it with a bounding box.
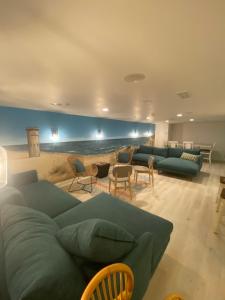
[154,122,169,147]
[169,121,225,161]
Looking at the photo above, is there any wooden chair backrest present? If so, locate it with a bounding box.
[168,141,179,148]
[113,165,132,178]
[183,141,193,149]
[81,263,134,300]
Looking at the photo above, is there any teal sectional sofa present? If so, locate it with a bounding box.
[0,170,173,300]
[132,145,203,177]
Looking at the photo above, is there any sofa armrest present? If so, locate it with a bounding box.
[123,232,153,300]
[8,170,38,188]
[197,155,203,170]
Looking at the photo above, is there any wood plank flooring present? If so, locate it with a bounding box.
[63,162,225,300]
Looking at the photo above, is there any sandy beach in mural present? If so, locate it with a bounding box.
[7,150,116,183]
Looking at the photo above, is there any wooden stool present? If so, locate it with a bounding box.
[216,176,225,212]
[214,188,225,234]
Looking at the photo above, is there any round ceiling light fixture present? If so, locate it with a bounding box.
[165,120,169,123]
[189,118,195,122]
[102,107,109,112]
[146,116,150,120]
[176,113,183,117]
[124,73,146,83]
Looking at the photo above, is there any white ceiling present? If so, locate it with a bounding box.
[0,0,225,123]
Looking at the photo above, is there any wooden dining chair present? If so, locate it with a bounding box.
[200,142,216,167]
[134,156,154,186]
[182,141,193,149]
[81,263,134,300]
[109,165,133,200]
[167,141,179,148]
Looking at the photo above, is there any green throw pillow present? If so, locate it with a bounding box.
[57,218,135,263]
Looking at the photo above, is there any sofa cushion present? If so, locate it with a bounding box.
[118,152,130,163]
[153,155,166,166]
[168,147,183,158]
[0,187,25,207]
[132,153,150,162]
[157,157,200,176]
[181,152,199,162]
[138,145,154,154]
[8,170,38,188]
[73,159,86,173]
[183,148,200,155]
[153,147,168,157]
[55,192,173,271]
[1,204,86,300]
[57,219,135,263]
[19,180,80,218]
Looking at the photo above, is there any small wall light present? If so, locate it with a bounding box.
[130,130,139,138]
[144,130,152,137]
[0,146,7,188]
[96,129,104,140]
[51,128,59,142]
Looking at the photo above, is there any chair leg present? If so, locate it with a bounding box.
[68,177,76,192]
[109,180,111,193]
[135,172,138,184]
[128,180,132,200]
[214,199,225,234]
[125,182,127,190]
[216,185,222,206]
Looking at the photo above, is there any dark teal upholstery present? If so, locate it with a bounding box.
[1,204,86,300]
[57,219,135,263]
[157,157,201,176]
[132,153,150,163]
[132,146,202,177]
[168,147,183,158]
[137,145,154,154]
[8,170,38,188]
[19,180,80,217]
[74,159,86,173]
[55,193,173,272]
[153,147,168,157]
[117,152,130,163]
[0,173,173,300]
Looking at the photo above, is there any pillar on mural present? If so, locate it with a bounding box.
[26,128,40,157]
[154,122,169,147]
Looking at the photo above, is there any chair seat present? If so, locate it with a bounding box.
[109,174,129,182]
[134,166,149,173]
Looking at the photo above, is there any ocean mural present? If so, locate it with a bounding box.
[0,106,155,155]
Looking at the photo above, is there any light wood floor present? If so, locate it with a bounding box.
[64,162,225,300]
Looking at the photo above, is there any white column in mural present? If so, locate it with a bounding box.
[26,128,40,157]
[154,122,169,147]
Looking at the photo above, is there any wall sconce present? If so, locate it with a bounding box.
[0,146,7,188]
[96,129,104,140]
[51,128,59,142]
[145,130,153,137]
[130,129,139,138]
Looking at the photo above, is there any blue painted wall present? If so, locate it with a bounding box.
[0,106,155,146]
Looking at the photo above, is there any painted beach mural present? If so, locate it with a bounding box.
[0,106,155,182]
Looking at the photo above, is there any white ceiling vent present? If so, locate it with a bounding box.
[124,73,146,83]
[176,91,191,99]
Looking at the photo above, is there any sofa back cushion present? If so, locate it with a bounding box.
[168,147,183,158]
[153,147,168,157]
[138,145,154,154]
[117,152,130,163]
[183,148,200,155]
[1,204,86,300]
[57,218,135,263]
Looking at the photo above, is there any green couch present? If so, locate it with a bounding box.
[132,145,203,177]
[0,171,173,300]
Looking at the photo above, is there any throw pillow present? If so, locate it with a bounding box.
[73,159,86,173]
[57,218,135,263]
[118,152,130,163]
[181,152,199,162]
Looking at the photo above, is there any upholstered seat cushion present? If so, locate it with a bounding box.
[132,153,151,162]
[117,152,130,163]
[137,145,154,154]
[55,192,173,272]
[157,157,200,176]
[1,204,86,300]
[19,180,80,217]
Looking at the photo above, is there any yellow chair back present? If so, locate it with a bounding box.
[81,263,134,300]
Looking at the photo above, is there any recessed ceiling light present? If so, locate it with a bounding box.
[189,118,195,122]
[102,107,109,112]
[124,73,146,83]
[146,116,150,120]
[176,113,183,117]
[165,120,169,123]
[51,102,58,106]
